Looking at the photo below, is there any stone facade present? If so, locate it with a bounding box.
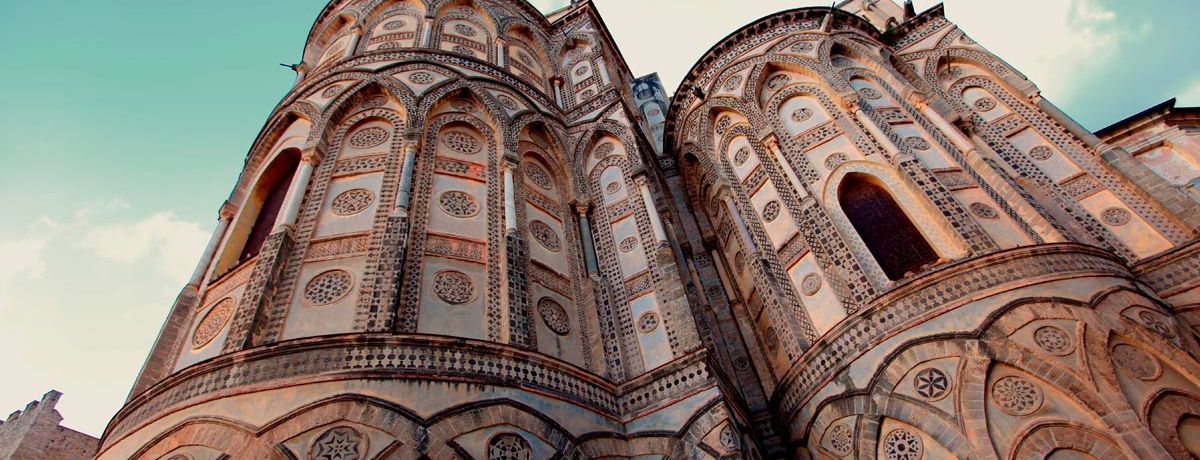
[101,0,1200,458]
[0,391,99,460]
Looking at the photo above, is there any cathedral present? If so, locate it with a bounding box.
[98,0,1200,458]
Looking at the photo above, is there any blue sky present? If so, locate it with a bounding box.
[0,0,1196,437]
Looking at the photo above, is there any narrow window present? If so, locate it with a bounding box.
[240,154,299,262]
[838,174,937,280]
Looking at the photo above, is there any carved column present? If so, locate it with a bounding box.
[503,159,534,348]
[273,151,320,232]
[577,203,600,276]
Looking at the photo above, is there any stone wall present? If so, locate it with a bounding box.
[0,391,98,460]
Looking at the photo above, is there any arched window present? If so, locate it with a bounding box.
[487,433,531,460]
[211,150,300,277]
[1181,415,1200,458]
[838,174,937,280]
[240,153,297,261]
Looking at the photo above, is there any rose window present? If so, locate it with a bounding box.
[331,188,374,216]
[538,297,570,335]
[991,375,1042,416]
[530,220,561,252]
[442,131,482,154]
[433,270,474,304]
[1102,207,1131,226]
[1033,325,1073,355]
[192,298,235,349]
[304,270,353,305]
[637,311,660,333]
[438,191,480,218]
[487,433,531,460]
[348,127,389,149]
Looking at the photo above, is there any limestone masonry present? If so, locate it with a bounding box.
[100,0,1200,458]
[0,391,98,460]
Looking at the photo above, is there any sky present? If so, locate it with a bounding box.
[0,0,1197,438]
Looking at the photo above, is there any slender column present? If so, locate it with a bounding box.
[724,195,758,255]
[639,181,668,247]
[420,17,434,48]
[917,103,974,152]
[552,77,564,108]
[577,204,600,276]
[395,141,418,213]
[189,207,234,287]
[274,151,320,232]
[346,29,362,57]
[765,138,809,199]
[504,163,517,232]
[495,38,506,68]
[853,106,899,159]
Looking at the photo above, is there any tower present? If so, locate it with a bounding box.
[100,0,1200,458]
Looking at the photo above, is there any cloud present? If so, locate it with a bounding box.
[80,212,209,283]
[945,0,1147,105]
[0,238,48,308]
[1178,78,1200,106]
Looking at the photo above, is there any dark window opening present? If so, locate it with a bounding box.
[240,154,299,262]
[838,174,938,280]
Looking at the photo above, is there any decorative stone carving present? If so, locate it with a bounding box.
[361,95,386,108]
[348,127,389,149]
[1137,310,1176,338]
[382,19,405,31]
[723,75,744,91]
[619,236,638,253]
[433,270,474,304]
[719,424,738,449]
[858,87,883,100]
[438,190,480,218]
[903,136,930,151]
[321,85,341,98]
[801,273,822,296]
[530,220,561,252]
[487,433,531,460]
[331,188,374,216]
[1112,343,1161,381]
[605,181,621,194]
[765,326,778,350]
[304,270,353,305]
[968,202,998,220]
[442,131,482,154]
[408,71,433,84]
[309,426,363,460]
[524,163,552,190]
[733,147,750,166]
[767,74,790,90]
[883,429,923,460]
[733,252,746,273]
[973,97,997,112]
[829,423,853,456]
[192,298,235,349]
[790,42,814,53]
[762,200,781,222]
[497,95,517,110]
[538,297,570,335]
[824,152,848,171]
[913,367,950,401]
[454,24,477,37]
[1033,325,1073,355]
[790,107,813,123]
[1029,145,1054,161]
[715,116,731,135]
[1102,207,1131,226]
[991,376,1042,416]
[593,142,614,158]
[637,311,660,333]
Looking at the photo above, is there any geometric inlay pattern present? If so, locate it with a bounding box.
[309,426,364,460]
[619,236,639,253]
[829,423,853,455]
[973,97,997,112]
[791,107,813,123]
[913,367,950,401]
[637,311,660,334]
[720,424,738,449]
[454,24,476,37]
[883,428,923,460]
[433,270,474,305]
[1112,343,1161,381]
[442,131,482,154]
[524,163,552,190]
[487,433,531,460]
[1101,207,1131,226]
[991,375,1043,416]
[969,202,998,219]
[1029,145,1053,161]
[801,273,822,296]
[331,188,374,216]
[903,136,930,151]
[1033,325,1073,355]
[304,270,353,306]
[538,297,570,335]
[762,200,781,222]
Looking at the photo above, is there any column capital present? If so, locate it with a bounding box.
[301,150,323,166]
